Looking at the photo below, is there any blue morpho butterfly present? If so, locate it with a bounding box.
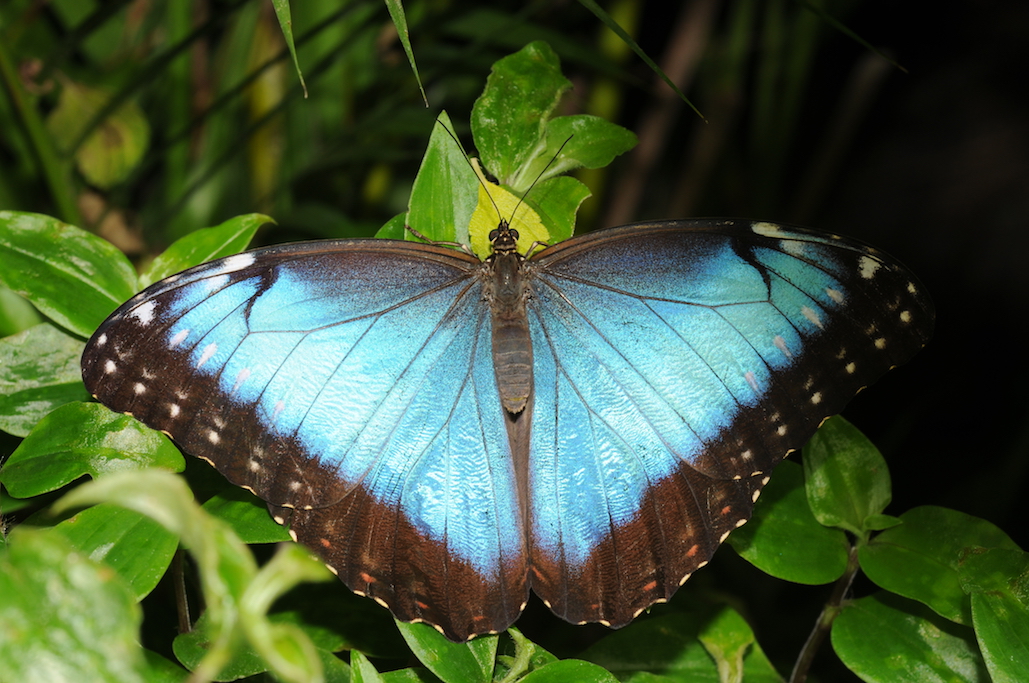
[81,199,933,640]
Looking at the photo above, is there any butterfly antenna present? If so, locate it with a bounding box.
[508,135,574,228]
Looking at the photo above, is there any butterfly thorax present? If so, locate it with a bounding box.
[485,221,533,415]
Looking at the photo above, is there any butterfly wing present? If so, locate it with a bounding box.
[81,240,529,640]
[524,219,933,627]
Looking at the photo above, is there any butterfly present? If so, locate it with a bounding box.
[81,217,933,641]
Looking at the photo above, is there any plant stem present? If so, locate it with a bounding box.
[790,544,860,683]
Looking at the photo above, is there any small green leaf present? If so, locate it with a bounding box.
[519,115,637,189]
[0,323,89,436]
[0,528,149,682]
[728,460,850,584]
[139,213,271,288]
[803,416,892,536]
[859,506,1019,625]
[352,650,385,683]
[0,402,183,498]
[397,620,497,682]
[471,42,571,183]
[831,592,989,683]
[53,502,178,600]
[697,607,755,683]
[0,285,42,336]
[46,79,150,189]
[0,211,137,337]
[374,213,408,241]
[519,659,618,683]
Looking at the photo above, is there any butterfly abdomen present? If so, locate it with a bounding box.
[486,250,533,415]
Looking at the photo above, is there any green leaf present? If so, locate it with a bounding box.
[397,620,497,682]
[697,607,755,683]
[352,650,385,683]
[203,487,292,544]
[728,460,850,584]
[54,470,327,683]
[139,213,271,288]
[471,42,571,184]
[0,402,184,498]
[46,79,150,189]
[859,506,1019,625]
[802,416,892,536]
[831,592,989,683]
[407,112,479,246]
[970,591,1029,683]
[0,323,89,436]
[0,285,42,337]
[269,0,309,98]
[0,211,137,337]
[519,659,618,683]
[374,213,408,241]
[52,502,179,600]
[520,115,638,188]
[0,528,149,682]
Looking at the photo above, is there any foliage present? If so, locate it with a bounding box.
[1,3,1025,683]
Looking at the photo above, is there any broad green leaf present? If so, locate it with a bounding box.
[139,213,271,288]
[0,323,89,436]
[46,79,150,189]
[728,460,850,584]
[803,416,892,535]
[398,620,497,682]
[53,503,178,601]
[0,402,183,498]
[0,211,137,337]
[352,650,385,683]
[831,592,989,683]
[0,528,149,682]
[471,42,571,183]
[860,506,1019,625]
[407,112,478,246]
[203,487,292,544]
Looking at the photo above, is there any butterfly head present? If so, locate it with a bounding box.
[489,220,520,255]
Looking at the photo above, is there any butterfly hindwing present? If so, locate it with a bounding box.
[523,220,932,626]
[82,239,530,640]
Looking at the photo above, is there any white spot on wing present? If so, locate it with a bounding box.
[751,221,784,237]
[875,337,887,349]
[131,301,156,325]
[859,256,881,279]
[215,253,256,274]
[96,333,108,346]
[900,310,912,323]
[104,359,117,374]
[169,329,189,348]
[801,305,823,329]
[197,343,217,367]
[233,368,251,392]
[133,382,146,395]
[846,362,856,374]
[811,392,822,405]
[169,403,180,418]
[744,371,759,392]
[826,287,845,304]
[774,335,793,358]
[207,430,220,444]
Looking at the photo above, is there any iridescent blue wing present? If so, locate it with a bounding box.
[524,220,933,627]
[81,240,528,640]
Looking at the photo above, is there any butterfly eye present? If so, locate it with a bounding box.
[489,229,499,241]
[509,228,519,240]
